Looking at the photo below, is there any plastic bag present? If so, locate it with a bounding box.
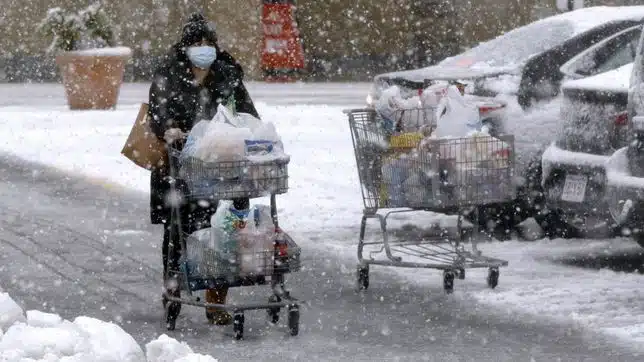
[210,200,238,261]
[375,85,421,134]
[184,228,211,278]
[434,85,482,138]
[213,103,237,126]
[236,205,276,275]
[181,120,209,160]
[245,121,285,158]
[193,119,253,162]
[420,83,449,108]
[375,86,402,133]
[231,112,263,130]
[186,104,286,163]
[381,156,411,206]
[209,201,275,275]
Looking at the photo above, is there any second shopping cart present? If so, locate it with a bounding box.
[346,106,511,293]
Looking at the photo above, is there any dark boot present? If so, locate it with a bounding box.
[205,287,231,325]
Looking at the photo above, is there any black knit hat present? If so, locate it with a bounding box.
[180,13,218,48]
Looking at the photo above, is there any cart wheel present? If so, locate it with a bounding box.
[443,270,455,294]
[233,311,244,340]
[267,295,281,324]
[357,264,369,290]
[287,304,299,336]
[458,268,466,280]
[487,267,499,289]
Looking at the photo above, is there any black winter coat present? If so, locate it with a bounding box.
[148,45,259,224]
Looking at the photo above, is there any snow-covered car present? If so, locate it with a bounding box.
[541,62,633,238]
[559,25,642,82]
[539,25,643,238]
[603,24,644,248]
[367,6,644,111]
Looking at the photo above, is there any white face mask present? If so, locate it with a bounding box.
[187,46,217,69]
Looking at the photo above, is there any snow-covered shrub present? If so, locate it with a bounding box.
[37,1,116,53]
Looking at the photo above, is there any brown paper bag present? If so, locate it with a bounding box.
[121,103,167,170]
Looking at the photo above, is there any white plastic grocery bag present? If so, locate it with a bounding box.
[434,85,482,138]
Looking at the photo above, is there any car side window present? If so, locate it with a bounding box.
[593,31,640,75]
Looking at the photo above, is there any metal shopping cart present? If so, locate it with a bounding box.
[162,145,301,340]
[346,107,511,293]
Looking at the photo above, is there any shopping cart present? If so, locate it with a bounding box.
[346,107,511,293]
[162,145,301,340]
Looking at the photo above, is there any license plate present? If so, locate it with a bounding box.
[560,174,588,203]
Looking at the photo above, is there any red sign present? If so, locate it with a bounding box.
[260,2,305,75]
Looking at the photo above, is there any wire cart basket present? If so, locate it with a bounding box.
[346,107,511,294]
[162,145,301,340]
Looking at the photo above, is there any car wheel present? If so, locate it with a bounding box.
[465,203,520,241]
[464,156,546,240]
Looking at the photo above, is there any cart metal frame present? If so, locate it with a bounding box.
[346,107,510,293]
[162,145,301,340]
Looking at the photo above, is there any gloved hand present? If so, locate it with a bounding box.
[164,128,186,143]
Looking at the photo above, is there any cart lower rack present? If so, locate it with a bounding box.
[162,145,301,340]
[346,107,510,293]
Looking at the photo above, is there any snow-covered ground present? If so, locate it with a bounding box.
[1,83,644,356]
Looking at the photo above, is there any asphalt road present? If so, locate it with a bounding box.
[1,153,642,361]
[0,82,372,108]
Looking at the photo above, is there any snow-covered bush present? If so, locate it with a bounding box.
[37,1,116,53]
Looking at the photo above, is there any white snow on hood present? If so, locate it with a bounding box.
[562,62,633,93]
[379,6,644,86]
[442,6,644,70]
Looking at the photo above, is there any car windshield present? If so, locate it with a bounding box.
[440,20,575,69]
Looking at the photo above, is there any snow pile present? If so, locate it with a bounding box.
[145,335,218,362]
[0,292,217,362]
[0,293,26,333]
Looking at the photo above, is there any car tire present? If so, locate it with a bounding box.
[463,157,544,240]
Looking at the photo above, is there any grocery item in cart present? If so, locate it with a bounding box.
[375,85,424,134]
[210,200,275,274]
[379,129,511,207]
[182,104,287,163]
[432,131,511,169]
[434,85,482,138]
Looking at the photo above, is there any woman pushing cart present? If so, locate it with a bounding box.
[147,13,300,339]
